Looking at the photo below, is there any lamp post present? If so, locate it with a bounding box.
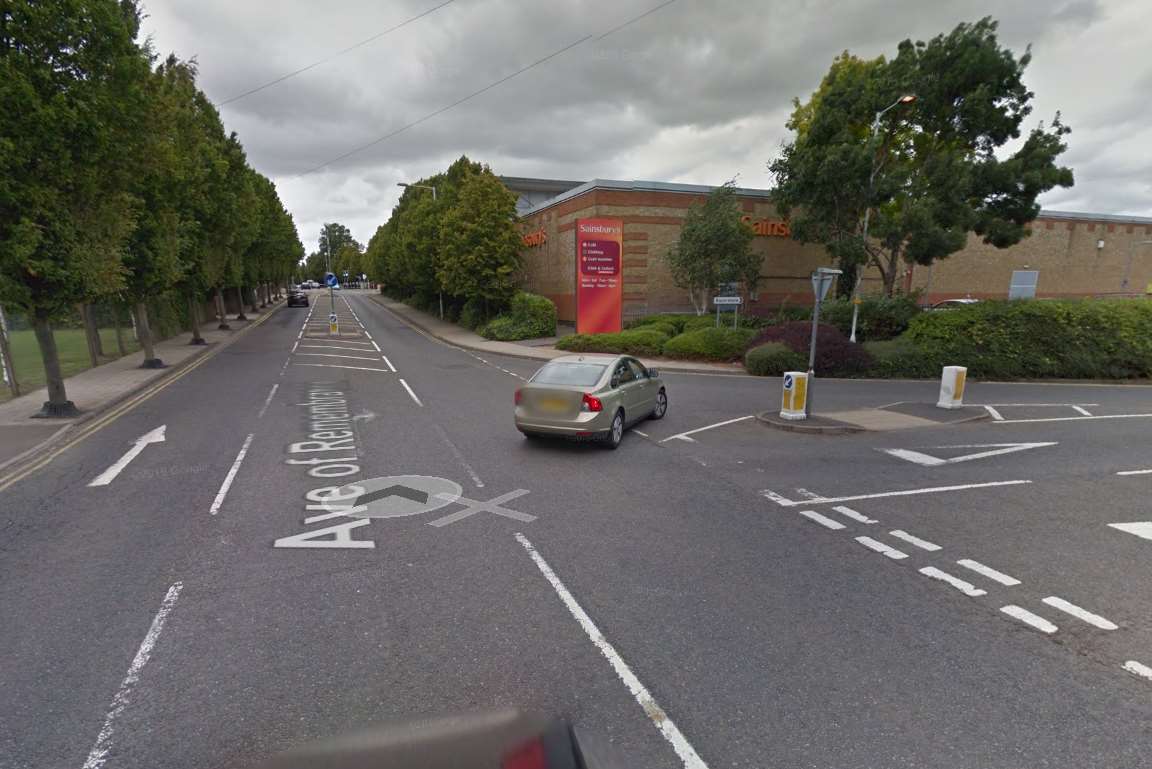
[850,94,916,343]
[397,182,442,318]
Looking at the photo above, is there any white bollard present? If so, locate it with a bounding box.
[780,371,809,420]
[937,366,967,409]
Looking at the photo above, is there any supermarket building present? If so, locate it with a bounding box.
[505,176,1152,322]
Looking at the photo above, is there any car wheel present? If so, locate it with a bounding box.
[604,409,624,450]
[650,388,668,420]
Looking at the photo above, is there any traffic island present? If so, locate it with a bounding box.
[758,403,989,434]
[757,411,865,434]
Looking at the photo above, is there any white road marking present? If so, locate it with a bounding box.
[760,480,1032,507]
[257,383,279,419]
[299,344,381,352]
[659,415,754,443]
[1072,405,1092,416]
[1042,596,1118,630]
[292,363,392,373]
[633,430,649,437]
[515,533,710,769]
[831,505,876,524]
[919,567,986,596]
[88,425,167,487]
[434,425,484,488]
[295,352,381,361]
[976,403,1098,407]
[290,340,298,353]
[798,510,846,530]
[983,405,1005,421]
[209,433,254,515]
[370,339,381,351]
[399,378,423,407]
[855,536,908,560]
[890,530,942,551]
[879,442,1056,467]
[1116,469,1152,476]
[81,582,182,769]
[1108,521,1152,540]
[956,559,1021,586]
[994,413,1152,424]
[1123,660,1152,681]
[381,355,397,372]
[1000,605,1057,634]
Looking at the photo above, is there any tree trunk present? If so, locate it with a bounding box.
[80,303,101,367]
[260,283,268,308]
[113,305,127,356]
[0,304,20,397]
[215,286,231,330]
[188,294,207,345]
[247,286,259,314]
[135,302,165,368]
[234,286,248,321]
[31,311,78,417]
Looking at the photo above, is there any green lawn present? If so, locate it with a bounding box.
[1,328,140,402]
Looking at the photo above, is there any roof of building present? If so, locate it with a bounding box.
[510,176,1152,225]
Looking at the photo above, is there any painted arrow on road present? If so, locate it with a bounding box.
[1108,522,1152,542]
[88,425,166,487]
[879,442,1057,467]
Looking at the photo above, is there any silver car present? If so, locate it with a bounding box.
[514,354,668,449]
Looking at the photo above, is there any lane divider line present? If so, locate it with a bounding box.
[257,384,279,419]
[761,480,1032,508]
[399,378,423,407]
[381,355,397,372]
[1123,660,1152,681]
[831,505,876,524]
[209,433,254,515]
[1116,469,1152,476]
[855,536,908,560]
[1042,596,1118,630]
[1000,604,1057,634]
[798,510,846,530]
[956,559,1021,586]
[919,566,987,597]
[890,530,942,552]
[1072,405,1093,416]
[515,533,710,769]
[994,413,1152,424]
[80,582,183,769]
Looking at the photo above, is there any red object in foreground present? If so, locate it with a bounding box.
[582,393,603,412]
[575,218,623,335]
[503,737,546,769]
[514,389,523,405]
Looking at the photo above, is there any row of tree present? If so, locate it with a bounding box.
[0,0,303,415]
[300,223,371,285]
[366,156,523,321]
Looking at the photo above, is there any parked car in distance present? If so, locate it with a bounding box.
[514,354,667,449]
[287,290,309,307]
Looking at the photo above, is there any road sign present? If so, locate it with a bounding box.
[328,312,337,323]
[325,273,338,287]
[811,268,841,302]
[713,296,743,305]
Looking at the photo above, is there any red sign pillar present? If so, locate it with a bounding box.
[575,218,624,335]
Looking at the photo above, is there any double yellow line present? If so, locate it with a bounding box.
[0,306,281,492]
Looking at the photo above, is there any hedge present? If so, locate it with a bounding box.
[626,313,698,334]
[662,327,756,361]
[480,292,557,341]
[555,328,670,356]
[905,299,1152,378]
[747,321,872,376]
[861,337,944,378]
[818,295,922,341]
[745,342,806,376]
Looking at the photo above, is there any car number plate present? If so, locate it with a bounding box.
[539,397,568,413]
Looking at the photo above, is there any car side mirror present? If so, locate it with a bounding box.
[648,369,659,378]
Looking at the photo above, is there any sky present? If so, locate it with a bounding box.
[140,0,1152,251]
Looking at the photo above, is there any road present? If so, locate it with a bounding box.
[2,289,1151,769]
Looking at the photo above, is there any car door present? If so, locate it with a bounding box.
[626,359,655,414]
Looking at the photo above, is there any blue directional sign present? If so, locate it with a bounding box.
[325,273,338,287]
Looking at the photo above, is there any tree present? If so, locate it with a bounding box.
[317,223,359,266]
[437,168,522,310]
[771,18,1074,296]
[0,0,152,415]
[665,182,758,314]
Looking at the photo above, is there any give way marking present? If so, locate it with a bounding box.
[88,425,166,486]
[879,442,1056,467]
[1108,522,1152,542]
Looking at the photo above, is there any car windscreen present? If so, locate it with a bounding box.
[531,363,607,386]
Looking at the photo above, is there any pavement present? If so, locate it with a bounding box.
[0,300,283,472]
[372,295,745,374]
[3,287,1152,769]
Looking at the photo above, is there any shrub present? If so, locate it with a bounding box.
[682,315,721,333]
[748,321,873,376]
[480,292,557,341]
[663,327,756,361]
[862,337,944,378]
[626,313,699,334]
[745,342,806,376]
[905,299,1152,379]
[643,321,679,338]
[459,298,489,330]
[555,328,670,356]
[818,295,922,341]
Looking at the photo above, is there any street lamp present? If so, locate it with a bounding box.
[850,94,916,343]
[398,182,442,317]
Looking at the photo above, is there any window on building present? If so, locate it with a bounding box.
[1009,270,1039,299]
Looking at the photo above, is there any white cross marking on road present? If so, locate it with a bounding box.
[427,489,535,527]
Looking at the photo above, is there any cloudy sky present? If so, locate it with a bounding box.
[141,0,1151,251]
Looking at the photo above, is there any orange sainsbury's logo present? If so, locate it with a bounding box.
[522,228,547,247]
[741,216,791,237]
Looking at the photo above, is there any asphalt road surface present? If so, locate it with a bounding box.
[3,289,1151,769]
